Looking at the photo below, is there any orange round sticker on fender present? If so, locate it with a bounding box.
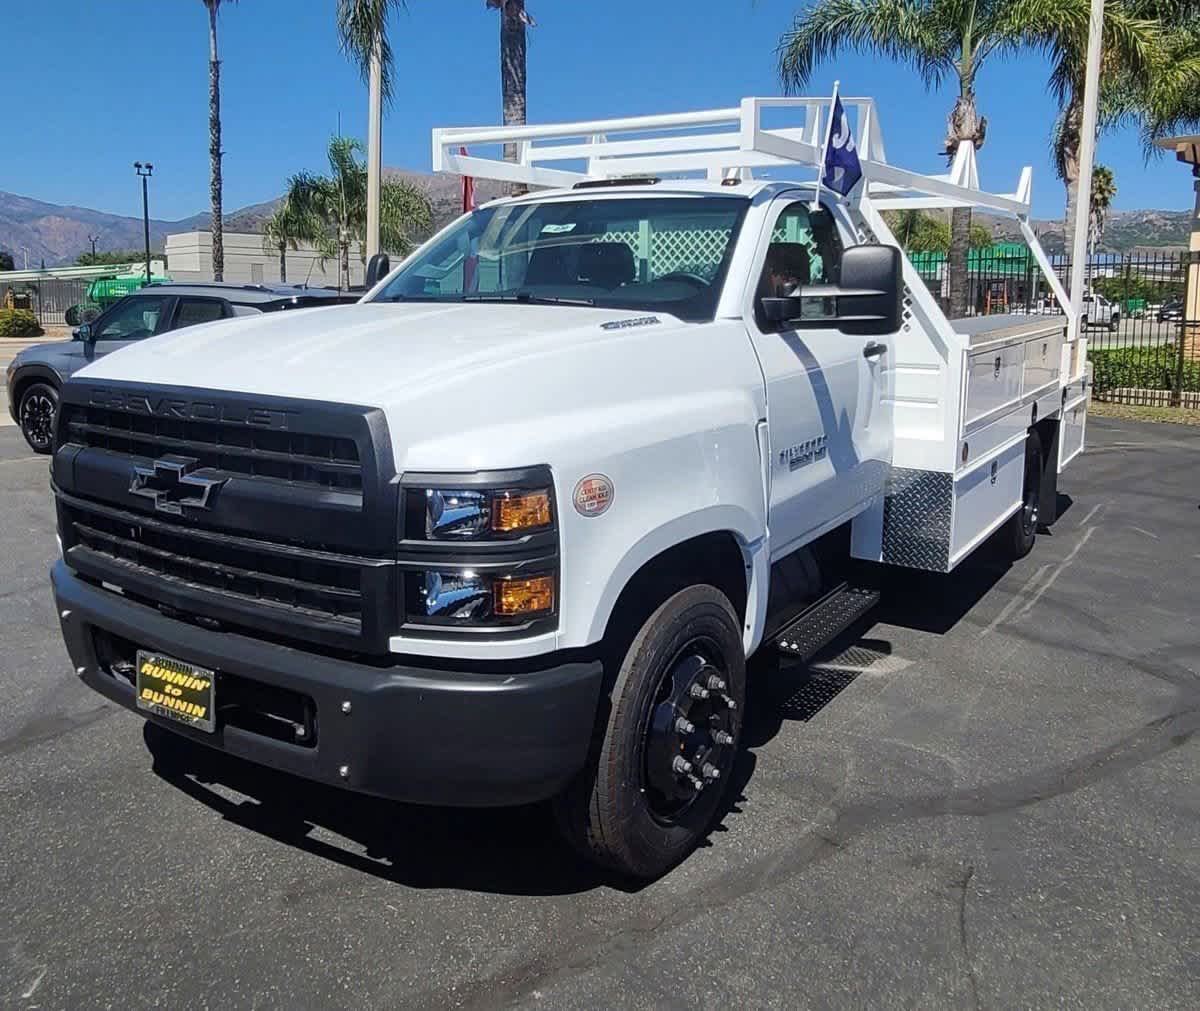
[573,474,613,517]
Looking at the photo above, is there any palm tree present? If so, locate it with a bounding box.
[779,0,1024,317]
[1004,0,1160,266]
[337,0,409,259]
[884,209,951,253]
[337,0,406,102]
[1088,164,1117,252]
[201,0,235,282]
[487,0,537,192]
[261,201,311,284]
[284,137,432,290]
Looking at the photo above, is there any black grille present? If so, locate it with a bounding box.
[60,403,362,491]
[65,500,365,629]
[54,382,401,650]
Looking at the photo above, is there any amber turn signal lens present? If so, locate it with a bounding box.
[492,489,552,533]
[493,575,555,616]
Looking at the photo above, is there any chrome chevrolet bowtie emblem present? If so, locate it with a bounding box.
[130,455,227,515]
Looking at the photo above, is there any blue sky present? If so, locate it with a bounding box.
[3,0,1192,223]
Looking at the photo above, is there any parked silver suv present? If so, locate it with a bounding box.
[6,282,356,452]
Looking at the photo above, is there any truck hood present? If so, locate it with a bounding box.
[74,302,680,406]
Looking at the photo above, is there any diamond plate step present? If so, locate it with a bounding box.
[774,584,880,662]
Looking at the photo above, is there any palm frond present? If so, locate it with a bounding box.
[778,0,952,93]
[337,0,407,104]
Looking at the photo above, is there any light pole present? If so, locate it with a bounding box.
[87,234,100,258]
[1068,0,1104,322]
[134,162,154,286]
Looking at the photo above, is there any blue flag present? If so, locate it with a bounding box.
[822,94,862,196]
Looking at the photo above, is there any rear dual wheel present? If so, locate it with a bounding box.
[998,430,1043,560]
[554,585,745,879]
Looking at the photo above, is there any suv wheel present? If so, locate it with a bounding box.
[19,381,58,454]
[554,585,745,879]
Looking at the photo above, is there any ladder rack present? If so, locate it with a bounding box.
[432,97,1074,326]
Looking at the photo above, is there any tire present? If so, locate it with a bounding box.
[998,430,1043,561]
[1108,316,1119,332]
[18,381,58,454]
[1080,314,1088,329]
[553,584,746,879]
[64,304,81,326]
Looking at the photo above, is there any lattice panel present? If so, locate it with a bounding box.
[593,227,734,281]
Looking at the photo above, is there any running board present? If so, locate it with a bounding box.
[774,584,880,661]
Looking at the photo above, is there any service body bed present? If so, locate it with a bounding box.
[852,311,1086,573]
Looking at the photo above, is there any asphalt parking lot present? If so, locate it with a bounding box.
[2,418,1198,1009]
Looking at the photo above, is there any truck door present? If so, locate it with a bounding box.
[745,198,892,559]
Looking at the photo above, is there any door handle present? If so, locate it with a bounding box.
[863,341,888,359]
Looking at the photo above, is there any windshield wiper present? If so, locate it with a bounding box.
[461,291,596,307]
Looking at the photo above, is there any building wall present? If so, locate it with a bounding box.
[164,231,366,288]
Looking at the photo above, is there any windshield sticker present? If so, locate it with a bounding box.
[540,223,577,233]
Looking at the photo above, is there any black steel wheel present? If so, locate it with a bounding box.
[641,642,738,822]
[998,430,1043,560]
[554,584,745,879]
[19,381,58,454]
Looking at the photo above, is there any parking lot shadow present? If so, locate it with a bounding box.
[142,722,755,896]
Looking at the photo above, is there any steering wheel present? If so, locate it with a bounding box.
[655,272,710,290]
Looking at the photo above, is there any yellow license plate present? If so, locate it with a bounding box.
[135,651,216,733]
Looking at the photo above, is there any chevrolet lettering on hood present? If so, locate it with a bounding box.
[88,387,296,430]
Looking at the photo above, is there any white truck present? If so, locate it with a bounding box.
[1081,291,1120,331]
[50,98,1088,878]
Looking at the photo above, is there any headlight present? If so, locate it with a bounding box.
[417,569,555,622]
[423,486,553,540]
[400,468,559,632]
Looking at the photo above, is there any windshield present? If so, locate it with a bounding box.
[373,195,749,322]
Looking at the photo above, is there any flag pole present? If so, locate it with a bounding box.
[812,79,840,210]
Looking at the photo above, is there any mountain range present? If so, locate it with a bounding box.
[0,176,1191,266]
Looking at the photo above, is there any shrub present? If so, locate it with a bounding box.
[1091,345,1200,395]
[0,308,43,339]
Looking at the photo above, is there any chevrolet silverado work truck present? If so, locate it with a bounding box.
[50,99,1088,878]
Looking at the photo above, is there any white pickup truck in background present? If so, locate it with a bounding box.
[49,98,1087,878]
[1081,291,1121,331]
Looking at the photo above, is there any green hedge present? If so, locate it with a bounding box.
[1091,345,1200,395]
[0,308,43,339]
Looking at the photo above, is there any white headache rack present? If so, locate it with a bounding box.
[433,96,1075,328]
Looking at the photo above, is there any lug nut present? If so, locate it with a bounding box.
[675,717,695,735]
[707,675,727,691]
[340,701,352,714]
[338,765,350,779]
[672,756,693,774]
[687,773,705,792]
[702,762,721,781]
[714,730,734,746]
[689,684,710,700]
[720,693,737,710]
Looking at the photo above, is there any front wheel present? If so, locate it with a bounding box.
[1109,316,1119,332]
[19,381,58,454]
[554,585,745,879]
[998,430,1043,561]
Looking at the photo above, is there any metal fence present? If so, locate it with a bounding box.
[914,249,1198,408]
[0,278,92,327]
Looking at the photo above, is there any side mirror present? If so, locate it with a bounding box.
[76,323,93,342]
[837,244,904,336]
[364,252,391,289]
[761,245,903,336]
